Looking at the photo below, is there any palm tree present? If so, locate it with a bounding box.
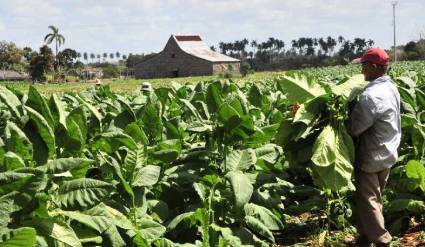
[250,40,258,58]
[115,52,120,59]
[109,53,114,60]
[338,35,345,44]
[83,52,89,64]
[90,53,95,63]
[44,25,65,56]
[103,53,107,62]
[367,39,375,48]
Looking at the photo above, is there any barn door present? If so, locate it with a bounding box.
[172,69,179,78]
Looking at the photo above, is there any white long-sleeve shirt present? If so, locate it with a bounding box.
[349,75,401,173]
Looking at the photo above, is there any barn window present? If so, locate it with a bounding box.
[171,53,175,58]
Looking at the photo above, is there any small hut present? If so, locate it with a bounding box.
[0,70,28,81]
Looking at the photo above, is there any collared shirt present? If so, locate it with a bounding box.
[349,75,401,173]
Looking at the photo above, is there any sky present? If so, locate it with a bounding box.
[0,0,424,56]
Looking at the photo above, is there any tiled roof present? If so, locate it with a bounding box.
[175,35,202,42]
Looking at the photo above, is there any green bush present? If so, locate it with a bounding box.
[102,64,119,78]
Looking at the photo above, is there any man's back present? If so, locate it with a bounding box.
[349,75,401,173]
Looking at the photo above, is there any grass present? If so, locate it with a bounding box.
[0,71,286,94]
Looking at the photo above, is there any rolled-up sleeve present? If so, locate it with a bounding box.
[349,94,377,137]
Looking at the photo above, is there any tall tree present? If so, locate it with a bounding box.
[103,53,107,61]
[250,40,258,58]
[326,36,337,55]
[44,25,65,56]
[338,35,345,44]
[28,45,54,82]
[83,52,88,64]
[115,52,120,59]
[0,41,23,70]
[318,38,328,55]
[56,48,78,70]
[90,53,95,63]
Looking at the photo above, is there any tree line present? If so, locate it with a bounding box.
[211,36,378,72]
[0,26,131,82]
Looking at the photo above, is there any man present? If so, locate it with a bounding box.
[348,48,401,247]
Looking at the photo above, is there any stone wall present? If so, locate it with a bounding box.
[212,62,241,75]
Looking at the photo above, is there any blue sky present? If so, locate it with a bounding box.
[0,0,424,56]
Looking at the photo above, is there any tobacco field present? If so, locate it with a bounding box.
[0,62,424,246]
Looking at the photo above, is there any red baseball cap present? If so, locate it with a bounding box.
[360,48,389,65]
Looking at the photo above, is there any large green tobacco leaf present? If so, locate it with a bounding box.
[125,123,149,145]
[416,88,425,109]
[4,122,33,161]
[225,171,253,209]
[405,160,425,192]
[49,93,68,129]
[132,165,161,187]
[398,86,417,114]
[57,106,87,154]
[24,106,56,161]
[43,158,93,178]
[55,178,114,208]
[29,217,83,247]
[167,212,195,231]
[246,124,280,145]
[0,171,34,196]
[218,103,241,131]
[92,131,137,154]
[53,206,125,246]
[102,154,134,201]
[225,149,256,172]
[140,104,163,142]
[244,203,284,231]
[244,215,274,242]
[123,148,146,182]
[311,125,354,191]
[3,152,25,170]
[0,85,22,120]
[209,224,244,247]
[0,227,37,247]
[138,218,167,240]
[179,99,204,122]
[411,124,425,159]
[27,86,55,129]
[332,74,367,99]
[254,144,283,165]
[206,81,223,113]
[277,74,325,104]
[387,199,425,214]
[76,95,103,129]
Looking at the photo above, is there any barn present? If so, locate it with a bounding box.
[134,35,240,79]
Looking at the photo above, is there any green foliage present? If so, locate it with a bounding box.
[0,61,424,246]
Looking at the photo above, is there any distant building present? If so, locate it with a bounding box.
[134,34,240,79]
[0,70,28,81]
[79,67,104,80]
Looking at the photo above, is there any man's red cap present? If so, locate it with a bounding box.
[360,48,389,65]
